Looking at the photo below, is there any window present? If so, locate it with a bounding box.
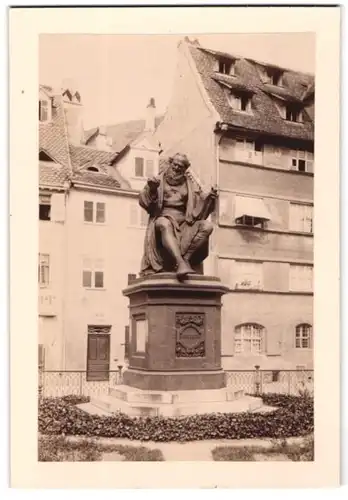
[234,195,271,229]
[289,203,313,233]
[234,324,264,355]
[84,201,105,223]
[233,138,263,164]
[38,254,50,286]
[218,59,235,75]
[285,105,303,123]
[39,194,51,221]
[227,92,252,113]
[82,258,105,289]
[289,265,313,292]
[260,67,283,86]
[135,157,145,177]
[130,204,147,227]
[295,324,312,349]
[291,150,314,173]
[39,150,55,162]
[39,100,50,122]
[234,261,263,290]
[145,159,154,177]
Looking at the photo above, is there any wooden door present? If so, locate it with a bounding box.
[87,334,110,381]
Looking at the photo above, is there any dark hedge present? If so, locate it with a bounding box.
[38,393,313,442]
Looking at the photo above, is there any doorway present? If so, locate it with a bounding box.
[86,333,110,381]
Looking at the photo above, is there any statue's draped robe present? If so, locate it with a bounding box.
[139,172,212,275]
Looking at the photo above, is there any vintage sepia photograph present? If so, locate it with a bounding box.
[37,31,316,463]
[9,4,341,489]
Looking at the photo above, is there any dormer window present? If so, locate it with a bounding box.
[285,104,303,123]
[227,91,252,113]
[39,99,51,122]
[260,66,284,86]
[218,58,235,76]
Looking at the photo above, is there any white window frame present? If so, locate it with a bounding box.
[82,258,105,290]
[234,260,263,290]
[289,203,313,233]
[295,324,312,349]
[38,253,50,287]
[290,149,314,173]
[234,323,264,355]
[84,201,106,224]
[289,265,313,292]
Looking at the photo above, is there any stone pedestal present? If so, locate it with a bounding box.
[122,273,229,391]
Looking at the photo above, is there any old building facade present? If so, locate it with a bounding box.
[155,38,314,370]
[38,85,159,377]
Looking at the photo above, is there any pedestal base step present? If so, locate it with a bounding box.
[89,385,263,417]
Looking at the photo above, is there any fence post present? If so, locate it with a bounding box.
[254,365,261,396]
[79,372,83,396]
[287,371,291,395]
[38,367,43,399]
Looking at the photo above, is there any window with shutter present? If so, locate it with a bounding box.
[82,258,105,289]
[145,159,154,177]
[38,254,50,286]
[289,265,313,292]
[218,193,233,225]
[234,261,263,290]
[289,203,313,233]
[135,157,144,177]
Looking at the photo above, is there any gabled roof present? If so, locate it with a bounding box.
[101,115,164,153]
[188,43,314,141]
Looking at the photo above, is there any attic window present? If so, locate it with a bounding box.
[227,91,252,113]
[87,166,100,172]
[285,104,303,123]
[260,67,284,86]
[39,150,55,162]
[217,59,235,76]
[39,194,51,221]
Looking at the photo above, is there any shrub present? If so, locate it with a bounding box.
[38,393,313,443]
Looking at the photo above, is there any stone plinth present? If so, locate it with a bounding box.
[122,273,229,391]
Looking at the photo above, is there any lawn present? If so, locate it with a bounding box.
[39,435,164,461]
[212,434,314,461]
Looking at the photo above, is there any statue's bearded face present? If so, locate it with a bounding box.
[166,159,187,184]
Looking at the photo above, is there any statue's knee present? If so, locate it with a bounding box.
[200,220,214,234]
[155,217,170,231]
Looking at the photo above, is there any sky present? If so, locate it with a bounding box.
[39,33,315,130]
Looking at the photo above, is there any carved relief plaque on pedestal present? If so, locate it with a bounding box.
[175,312,205,358]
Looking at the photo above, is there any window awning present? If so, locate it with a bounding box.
[235,196,271,221]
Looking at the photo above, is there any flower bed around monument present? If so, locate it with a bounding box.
[38,392,313,442]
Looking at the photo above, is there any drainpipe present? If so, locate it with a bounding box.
[61,181,71,369]
[211,122,228,275]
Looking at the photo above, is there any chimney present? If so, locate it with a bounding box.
[145,97,156,133]
[61,78,84,145]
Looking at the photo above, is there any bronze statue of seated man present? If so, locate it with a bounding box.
[139,153,218,280]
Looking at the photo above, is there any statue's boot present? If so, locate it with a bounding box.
[176,260,195,280]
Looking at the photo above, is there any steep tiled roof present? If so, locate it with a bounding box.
[70,170,121,189]
[39,95,71,170]
[39,161,68,189]
[69,144,118,168]
[189,44,314,141]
